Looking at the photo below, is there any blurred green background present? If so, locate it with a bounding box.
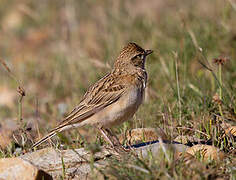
[0,0,235,146]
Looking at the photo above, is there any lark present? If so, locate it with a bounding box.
[32,42,152,149]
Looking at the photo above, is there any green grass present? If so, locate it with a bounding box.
[0,0,235,179]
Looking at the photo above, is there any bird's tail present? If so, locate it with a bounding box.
[31,131,57,149]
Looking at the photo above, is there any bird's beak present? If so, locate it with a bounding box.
[145,49,153,56]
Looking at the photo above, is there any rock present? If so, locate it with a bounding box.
[21,141,188,179]
[21,147,112,179]
[134,140,188,158]
[174,135,189,144]
[224,126,236,137]
[186,144,225,161]
[174,135,203,144]
[221,122,236,135]
[119,128,168,145]
[175,151,196,165]
[0,157,52,180]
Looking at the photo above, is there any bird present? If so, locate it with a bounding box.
[32,42,153,149]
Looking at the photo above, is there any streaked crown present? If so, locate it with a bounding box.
[114,42,152,69]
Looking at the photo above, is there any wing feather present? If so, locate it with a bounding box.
[52,73,128,131]
[32,73,130,148]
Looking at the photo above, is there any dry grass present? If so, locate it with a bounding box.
[0,0,235,179]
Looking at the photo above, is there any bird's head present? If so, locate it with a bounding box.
[114,42,153,70]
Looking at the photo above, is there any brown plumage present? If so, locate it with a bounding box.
[32,42,152,149]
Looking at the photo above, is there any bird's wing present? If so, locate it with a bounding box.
[32,73,130,148]
[52,73,129,131]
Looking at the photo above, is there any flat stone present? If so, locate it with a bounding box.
[0,157,52,180]
[21,141,188,179]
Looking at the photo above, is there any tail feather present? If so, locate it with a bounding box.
[31,131,57,149]
[31,123,85,149]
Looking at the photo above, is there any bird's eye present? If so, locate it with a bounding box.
[131,54,143,61]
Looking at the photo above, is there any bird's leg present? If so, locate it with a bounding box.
[99,127,130,152]
[99,127,116,148]
[104,128,122,146]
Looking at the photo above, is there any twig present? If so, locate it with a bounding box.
[173,52,182,125]
[0,58,26,126]
[17,86,26,124]
[197,53,234,108]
